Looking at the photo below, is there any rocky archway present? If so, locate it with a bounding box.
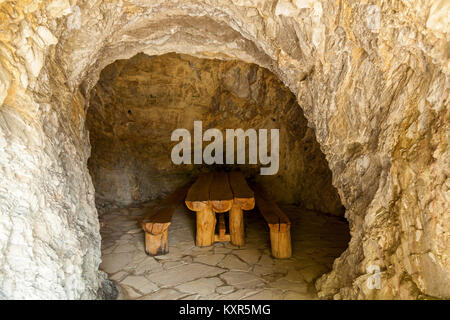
[87,52,350,299]
[87,52,345,214]
[0,0,448,299]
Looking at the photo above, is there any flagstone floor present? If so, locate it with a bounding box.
[99,203,350,300]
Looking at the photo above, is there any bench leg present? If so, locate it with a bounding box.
[196,206,216,247]
[145,230,169,256]
[229,204,245,247]
[269,224,292,258]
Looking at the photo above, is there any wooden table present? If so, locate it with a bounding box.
[185,171,255,247]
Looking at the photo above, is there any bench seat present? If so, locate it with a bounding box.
[252,183,292,258]
[141,182,191,256]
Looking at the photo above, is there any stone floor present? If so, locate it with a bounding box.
[99,203,350,300]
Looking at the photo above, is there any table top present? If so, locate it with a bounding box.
[185,171,255,212]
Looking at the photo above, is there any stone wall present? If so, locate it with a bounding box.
[0,0,448,299]
[87,53,344,215]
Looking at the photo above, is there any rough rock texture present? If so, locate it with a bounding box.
[87,53,343,214]
[0,0,448,299]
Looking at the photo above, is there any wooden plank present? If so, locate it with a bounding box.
[146,183,191,224]
[143,183,190,221]
[142,182,191,234]
[228,171,254,198]
[265,198,291,228]
[209,171,233,212]
[209,171,233,200]
[228,171,255,210]
[185,172,214,211]
[252,183,291,226]
[274,207,290,226]
[214,234,231,242]
[252,183,281,226]
[186,172,214,202]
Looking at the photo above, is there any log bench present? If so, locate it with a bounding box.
[141,183,191,256]
[252,183,292,258]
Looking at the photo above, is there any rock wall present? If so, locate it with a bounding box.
[0,0,448,299]
[87,53,343,215]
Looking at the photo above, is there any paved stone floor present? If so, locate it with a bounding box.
[99,203,350,300]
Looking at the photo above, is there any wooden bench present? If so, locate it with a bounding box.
[252,183,292,258]
[141,183,191,256]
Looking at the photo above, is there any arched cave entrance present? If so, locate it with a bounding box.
[0,0,447,300]
[87,53,350,299]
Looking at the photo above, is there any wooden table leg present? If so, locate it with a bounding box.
[218,213,226,240]
[229,203,245,246]
[196,205,216,247]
